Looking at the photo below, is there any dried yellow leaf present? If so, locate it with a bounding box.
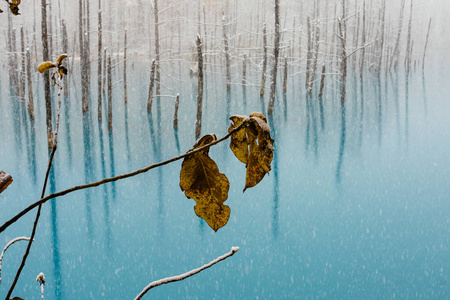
[228,115,249,164]
[229,113,274,192]
[180,134,230,231]
[56,54,68,66]
[37,62,56,74]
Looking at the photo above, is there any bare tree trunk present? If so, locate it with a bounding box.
[242,54,247,84]
[376,0,386,77]
[123,29,128,104]
[154,0,161,96]
[359,2,366,78]
[173,93,180,128]
[338,0,347,103]
[267,0,280,115]
[352,3,360,71]
[283,56,288,94]
[308,20,320,95]
[260,23,267,96]
[12,28,20,98]
[86,0,91,84]
[42,0,53,147]
[7,12,14,95]
[48,1,53,58]
[62,19,69,97]
[20,26,26,100]
[318,63,326,100]
[26,48,35,120]
[80,0,88,114]
[97,0,102,120]
[305,17,312,90]
[107,55,112,131]
[222,14,231,91]
[147,60,156,112]
[195,34,204,139]
[422,18,432,71]
[404,0,413,75]
[390,0,406,70]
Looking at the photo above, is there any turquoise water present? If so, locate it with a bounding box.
[1,61,449,299]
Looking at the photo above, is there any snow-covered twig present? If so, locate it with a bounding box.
[0,237,33,285]
[36,272,45,300]
[134,246,240,300]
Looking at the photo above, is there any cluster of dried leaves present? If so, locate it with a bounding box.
[180,112,274,231]
[37,54,68,84]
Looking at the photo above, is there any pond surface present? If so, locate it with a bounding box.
[1,60,449,299]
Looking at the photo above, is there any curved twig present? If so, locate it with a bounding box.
[0,236,33,285]
[134,246,240,300]
[0,120,248,234]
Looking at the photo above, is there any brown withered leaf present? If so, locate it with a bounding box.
[37,61,57,73]
[244,115,274,191]
[56,54,68,66]
[8,1,20,15]
[180,134,230,231]
[229,112,274,192]
[228,114,249,164]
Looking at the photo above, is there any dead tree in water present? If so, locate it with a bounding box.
[195,34,204,139]
[97,0,103,120]
[390,0,406,70]
[337,0,347,103]
[242,54,247,84]
[107,55,112,131]
[260,23,267,96]
[305,17,312,90]
[222,13,231,91]
[147,60,156,112]
[20,26,26,100]
[283,56,288,94]
[308,19,321,95]
[173,93,180,128]
[154,0,161,95]
[80,0,89,114]
[62,20,69,97]
[376,0,386,76]
[404,0,413,75]
[422,18,431,71]
[267,0,280,115]
[359,2,366,78]
[124,29,128,103]
[42,0,53,147]
[26,48,35,120]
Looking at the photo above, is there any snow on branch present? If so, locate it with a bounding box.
[0,236,33,285]
[134,246,240,300]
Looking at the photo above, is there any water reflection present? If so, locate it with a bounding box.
[98,116,112,249]
[63,88,73,169]
[390,71,401,146]
[82,112,94,240]
[422,70,428,117]
[336,101,346,185]
[357,78,364,151]
[124,101,132,166]
[147,109,164,222]
[268,115,279,239]
[376,76,383,146]
[49,164,63,299]
[405,71,410,146]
